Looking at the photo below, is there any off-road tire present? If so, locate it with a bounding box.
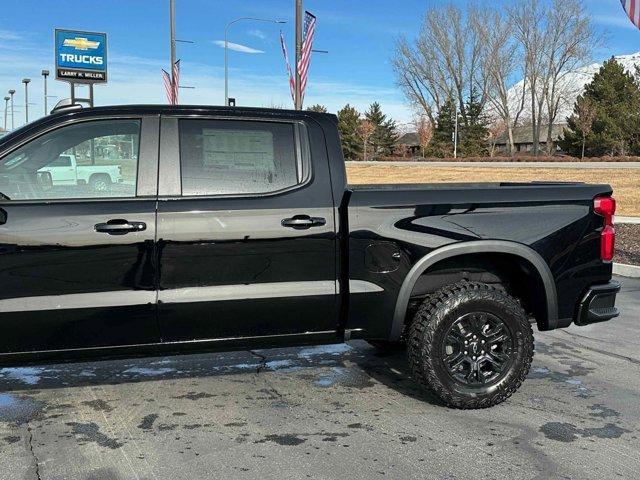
[407,281,534,409]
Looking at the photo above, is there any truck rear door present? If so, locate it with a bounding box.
[0,115,161,354]
[155,114,338,342]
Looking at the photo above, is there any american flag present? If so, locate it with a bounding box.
[280,31,296,102]
[162,60,180,105]
[298,11,317,103]
[173,59,180,104]
[621,0,640,29]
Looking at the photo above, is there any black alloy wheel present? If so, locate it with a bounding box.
[442,312,515,386]
[408,281,534,409]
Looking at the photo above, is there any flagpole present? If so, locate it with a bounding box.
[294,0,303,110]
[169,0,177,104]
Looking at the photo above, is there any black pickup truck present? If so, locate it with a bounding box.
[0,105,620,408]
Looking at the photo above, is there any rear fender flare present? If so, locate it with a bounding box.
[389,240,558,340]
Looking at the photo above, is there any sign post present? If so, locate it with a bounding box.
[54,29,107,107]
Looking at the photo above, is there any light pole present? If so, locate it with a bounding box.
[169,0,176,96]
[22,78,31,125]
[3,96,9,132]
[453,98,459,159]
[8,89,15,130]
[295,0,302,110]
[224,17,286,106]
[41,70,49,115]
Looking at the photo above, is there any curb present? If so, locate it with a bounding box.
[613,263,640,278]
[616,216,640,225]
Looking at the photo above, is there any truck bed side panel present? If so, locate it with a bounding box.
[346,184,613,338]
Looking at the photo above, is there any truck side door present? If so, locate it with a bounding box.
[156,115,339,342]
[0,116,161,354]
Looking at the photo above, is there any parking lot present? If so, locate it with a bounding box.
[0,276,638,480]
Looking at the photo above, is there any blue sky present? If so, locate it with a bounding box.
[1,0,640,127]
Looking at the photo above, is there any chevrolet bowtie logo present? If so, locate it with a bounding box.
[63,37,100,51]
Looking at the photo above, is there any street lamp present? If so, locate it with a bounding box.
[22,78,31,124]
[224,17,286,106]
[3,96,9,132]
[8,89,15,130]
[41,69,50,115]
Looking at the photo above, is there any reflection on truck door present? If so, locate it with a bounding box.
[38,154,77,185]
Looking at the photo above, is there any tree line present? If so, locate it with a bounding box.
[308,103,399,161]
[310,57,640,160]
[308,0,638,160]
[393,0,599,157]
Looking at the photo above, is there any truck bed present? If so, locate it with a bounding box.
[344,179,613,338]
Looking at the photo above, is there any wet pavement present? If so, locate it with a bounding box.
[0,276,638,480]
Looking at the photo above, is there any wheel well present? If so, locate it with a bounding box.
[89,173,111,183]
[406,253,548,330]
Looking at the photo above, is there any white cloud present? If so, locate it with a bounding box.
[211,40,264,54]
[0,30,21,41]
[247,29,268,41]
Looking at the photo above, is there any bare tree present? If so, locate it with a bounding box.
[574,97,597,159]
[358,120,375,161]
[543,0,599,155]
[487,120,508,157]
[510,0,598,156]
[509,0,547,156]
[482,10,528,156]
[393,4,492,126]
[415,116,433,157]
[393,143,410,158]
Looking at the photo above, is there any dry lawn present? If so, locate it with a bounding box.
[346,164,640,217]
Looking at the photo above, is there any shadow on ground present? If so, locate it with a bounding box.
[0,341,441,406]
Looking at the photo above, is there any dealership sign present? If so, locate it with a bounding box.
[55,29,107,83]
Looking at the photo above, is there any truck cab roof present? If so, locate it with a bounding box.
[0,104,338,150]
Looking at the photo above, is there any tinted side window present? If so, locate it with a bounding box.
[179,120,300,196]
[0,119,140,201]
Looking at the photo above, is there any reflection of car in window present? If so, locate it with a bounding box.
[37,154,123,189]
[0,118,139,200]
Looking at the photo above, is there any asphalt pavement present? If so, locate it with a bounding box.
[0,276,638,480]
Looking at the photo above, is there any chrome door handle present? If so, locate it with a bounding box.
[281,215,326,230]
[95,219,146,235]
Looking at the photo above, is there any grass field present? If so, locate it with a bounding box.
[346,163,640,216]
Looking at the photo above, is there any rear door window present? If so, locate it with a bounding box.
[178,120,301,196]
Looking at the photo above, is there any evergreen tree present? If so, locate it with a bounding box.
[560,58,640,157]
[458,95,489,157]
[380,118,399,156]
[337,104,363,161]
[425,95,489,158]
[364,102,399,157]
[307,104,328,113]
[426,99,456,157]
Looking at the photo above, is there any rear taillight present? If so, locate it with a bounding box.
[594,196,616,262]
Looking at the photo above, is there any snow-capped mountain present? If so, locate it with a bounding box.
[506,52,640,123]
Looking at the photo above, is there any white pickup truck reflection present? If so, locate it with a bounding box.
[38,154,123,191]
